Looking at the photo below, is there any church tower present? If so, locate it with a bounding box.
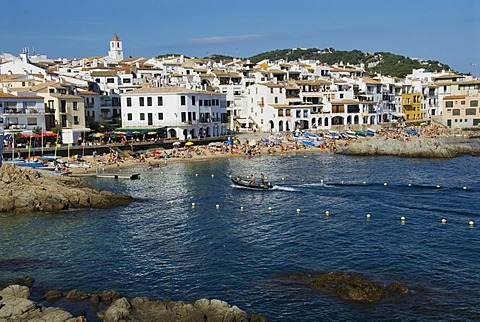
[108,34,124,61]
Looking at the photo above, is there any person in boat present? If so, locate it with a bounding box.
[236,176,241,182]
[249,174,255,184]
[260,173,265,185]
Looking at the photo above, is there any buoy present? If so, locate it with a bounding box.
[175,172,178,175]
[320,179,324,183]
[282,177,285,181]
[408,183,412,187]
[366,213,371,219]
[363,181,367,185]
[296,208,301,213]
[211,174,215,177]
[268,206,273,211]
[228,175,231,178]
[169,200,174,204]
[195,173,198,176]
[325,211,330,216]
[215,204,220,208]
[436,185,441,189]
[441,218,447,224]
[400,216,406,221]
[303,155,307,158]
[384,182,388,186]
[469,220,475,226]
[240,206,244,210]
[301,179,305,182]
[463,186,467,190]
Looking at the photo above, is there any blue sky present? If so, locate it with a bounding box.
[1,0,479,75]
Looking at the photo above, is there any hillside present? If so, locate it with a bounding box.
[204,48,451,78]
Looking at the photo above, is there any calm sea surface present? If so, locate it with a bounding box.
[1,152,480,321]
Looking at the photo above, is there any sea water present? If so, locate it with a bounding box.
[1,152,479,321]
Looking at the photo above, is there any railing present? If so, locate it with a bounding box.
[3,108,45,114]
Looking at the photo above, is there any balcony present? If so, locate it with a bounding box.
[3,108,44,114]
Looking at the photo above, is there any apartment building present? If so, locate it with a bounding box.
[443,94,480,129]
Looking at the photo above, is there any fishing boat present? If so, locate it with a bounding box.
[231,177,274,190]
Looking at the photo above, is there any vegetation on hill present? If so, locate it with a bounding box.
[202,48,451,78]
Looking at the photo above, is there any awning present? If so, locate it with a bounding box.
[115,127,166,135]
[236,118,249,125]
[20,131,58,138]
[390,112,405,117]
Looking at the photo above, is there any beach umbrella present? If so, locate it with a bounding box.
[225,139,233,145]
[173,141,181,146]
[185,141,194,146]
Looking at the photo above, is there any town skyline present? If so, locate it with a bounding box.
[1,0,478,75]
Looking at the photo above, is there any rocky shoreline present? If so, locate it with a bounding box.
[335,136,480,158]
[0,163,133,213]
[0,277,267,321]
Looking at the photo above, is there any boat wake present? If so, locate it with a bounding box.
[272,185,296,192]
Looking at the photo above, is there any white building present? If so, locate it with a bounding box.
[108,34,124,62]
[120,86,227,140]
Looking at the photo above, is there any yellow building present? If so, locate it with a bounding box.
[401,93,422,121]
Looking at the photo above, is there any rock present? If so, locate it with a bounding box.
[103,297,131,322]
[0,163,133,213]
[45,290,64,301]
[194,298,248,322]
[336,136,480,158]
[281,271,407,303]
[0,285,30,299]
[65,289,90,301]
[99,289,122,306]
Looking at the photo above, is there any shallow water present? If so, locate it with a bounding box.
[1,152,479,321]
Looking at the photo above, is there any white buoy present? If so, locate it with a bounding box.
[441,218,447,224]
[282,177,285,181]
[463,186,467,190]
[366,213,371,219]
[408,183,412,187]
[301,179,305,182]
[169,200,174,204]
[363,181,367,185]
[469,220,475,226]
[195,173,198,176]
[211,174,215,177]
[175,172,178,175]
[384,182,388,186]
[191,202,196,207]
[325,211,330,216]
[436,185,441,189]
[216,204,220,209]
[320,179,324,183]
[268,206,273,211]
[228,175,231,178]
[296,208,301,213]
[400,216,406,221]
[240,206,244,210]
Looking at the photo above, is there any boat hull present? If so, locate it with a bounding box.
[231,178,273,190]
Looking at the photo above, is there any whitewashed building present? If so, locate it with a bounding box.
[120,86,228,140]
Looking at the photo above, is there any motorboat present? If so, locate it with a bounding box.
[231,177,274,190]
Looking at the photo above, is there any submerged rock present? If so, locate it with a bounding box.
[281,271,407,303]
[0,163,133,213]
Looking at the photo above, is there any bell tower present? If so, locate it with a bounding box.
[108,34,124,61]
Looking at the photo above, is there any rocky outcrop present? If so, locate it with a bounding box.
[280,271,407,303]
[0,282,267,321]
[0,163,133,213]
[336,136,480,158]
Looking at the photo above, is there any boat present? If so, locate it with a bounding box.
[231,177,274,190]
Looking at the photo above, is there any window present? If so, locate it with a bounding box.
[181,96,186,105]
[471,100,478,107]
[122,78,131,83]
[73,102,78,111]
[445,101,453,108]
[27,117,37,125]
[95,78,100,83]
[127,97,132,107]
[140,113,145,121]
[452,109,460,116]
[199,100,203,106]
[73,116,79,125]
[107,78,115,83]
[461,101,465,105]
[127,113,132,121]
[158,96,163,106]
[192,96,196,105]
[147,97,152,106]
[278,109,284,117]
[466,108,476,115]
[275,97,278,104]
[139,97,144,106]
[158,112,163,120]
